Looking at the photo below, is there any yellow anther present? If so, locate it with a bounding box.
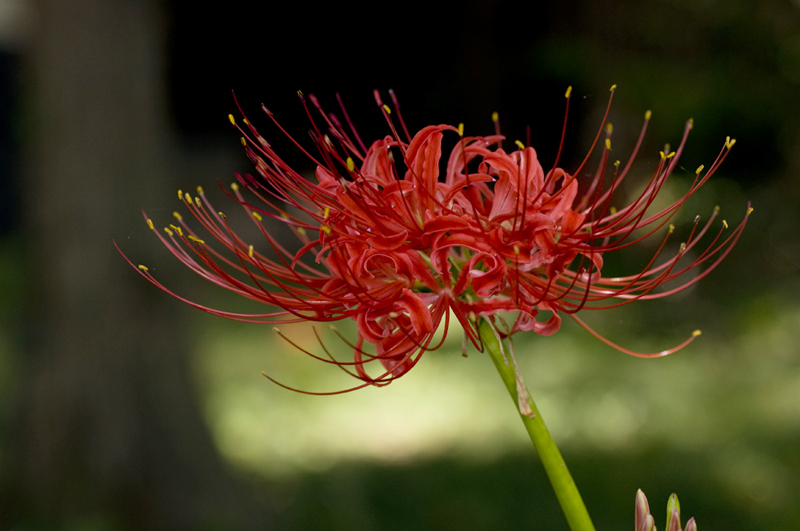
[323,135,332,147]
[218,212,226,219]
[606,123,613,134]
[297,90,304,97]
[514,140,525,150]
[666,151,676,159]
[692,330,702,337]
[178,189,182,199]
[346,157,355,172]
[164,227,173,236]
[513,245,520,254]
[679,242,686,253]
[147,219,154,230]
[323,206,330,218]
[609,83,617,92]
[243,118,249,125]
[492,111,499,122]
[747,207,754,216]
[458,123,464,137]
[194,196,201,205]
[713,205,720,214]
[694,215,700,223]
[297,227,307,236]
[726,137,737,149]
[645,110,652,120]
[188,235,205,244]
[382,104,391,114]
[169,224,183,236]
[228,114,235,125]
[248,244,254,258]
[252,211,262,221]
[321,225,331,235]
[565,86,572,99]
[240,137,246,146]
[280,212,289,219]
[231,182,239,191]
[388,312,399,319]
[614,160,620,167]
[197,186,204,195]
[173,212,182,221]
[660,151,666,160]
[138,264,148,271]
[687,118,694,129]
[696,164,705,175]
[272,327,280,333]
[722,219,729,229]
[185,194,193,205]
[605,138,611,150]
[669,224,675,233]
[609,206,617,214]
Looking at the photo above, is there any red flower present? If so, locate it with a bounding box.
[119,87,751,392]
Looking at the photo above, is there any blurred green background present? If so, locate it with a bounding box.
[1,0,799,529]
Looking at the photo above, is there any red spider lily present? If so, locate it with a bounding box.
[118,86,751,393]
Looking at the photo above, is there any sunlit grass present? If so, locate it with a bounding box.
[192,294,800,515]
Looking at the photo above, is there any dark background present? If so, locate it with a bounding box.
[1,0,799,529]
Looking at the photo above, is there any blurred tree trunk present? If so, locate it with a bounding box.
[4,0,271,528]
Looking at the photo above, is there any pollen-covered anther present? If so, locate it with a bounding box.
[609,83,617,91]
[614,160,620,167]
[747,207,754,215]
[713,205,720,214]
[722,219,729,229]
[388,312,399,319]
[230,182,239,191]
[185,194,193,205]
[248,245,254,258]
[218,212,226,219]
[458,123,464,137]
[692,330,702,337]
[696,164,705,175]
[605,138,611,150]
[138,264,148,271]
[163,227,173,236]
[492,111,499,122]
[169,224,182,236]
[323,207,331,218]
[726,136,737,149]
[679,242,687,253]
[514,140,525,150]
[173,212,182,221]
[321,225,331,235]
[197,186,204,195]
[346,157,355,172]
[240,137,246,146]
[645,109,652,120]
[687,118,694,129]
[177,189,182,199]
[252,211,262,221]
[228,114,235,125]
[606,123,613,134]
[565,85,572,99]
[668,224,675,234]
[382,104,391,114]
[146,219,154,230]
[188,235,205,244]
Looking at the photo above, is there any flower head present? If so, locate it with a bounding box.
[636,489,697,531]
[120,87,750,392]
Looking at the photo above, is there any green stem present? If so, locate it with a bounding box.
[479,320,595,531]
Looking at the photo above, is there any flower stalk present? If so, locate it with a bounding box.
[479,319,595,531]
